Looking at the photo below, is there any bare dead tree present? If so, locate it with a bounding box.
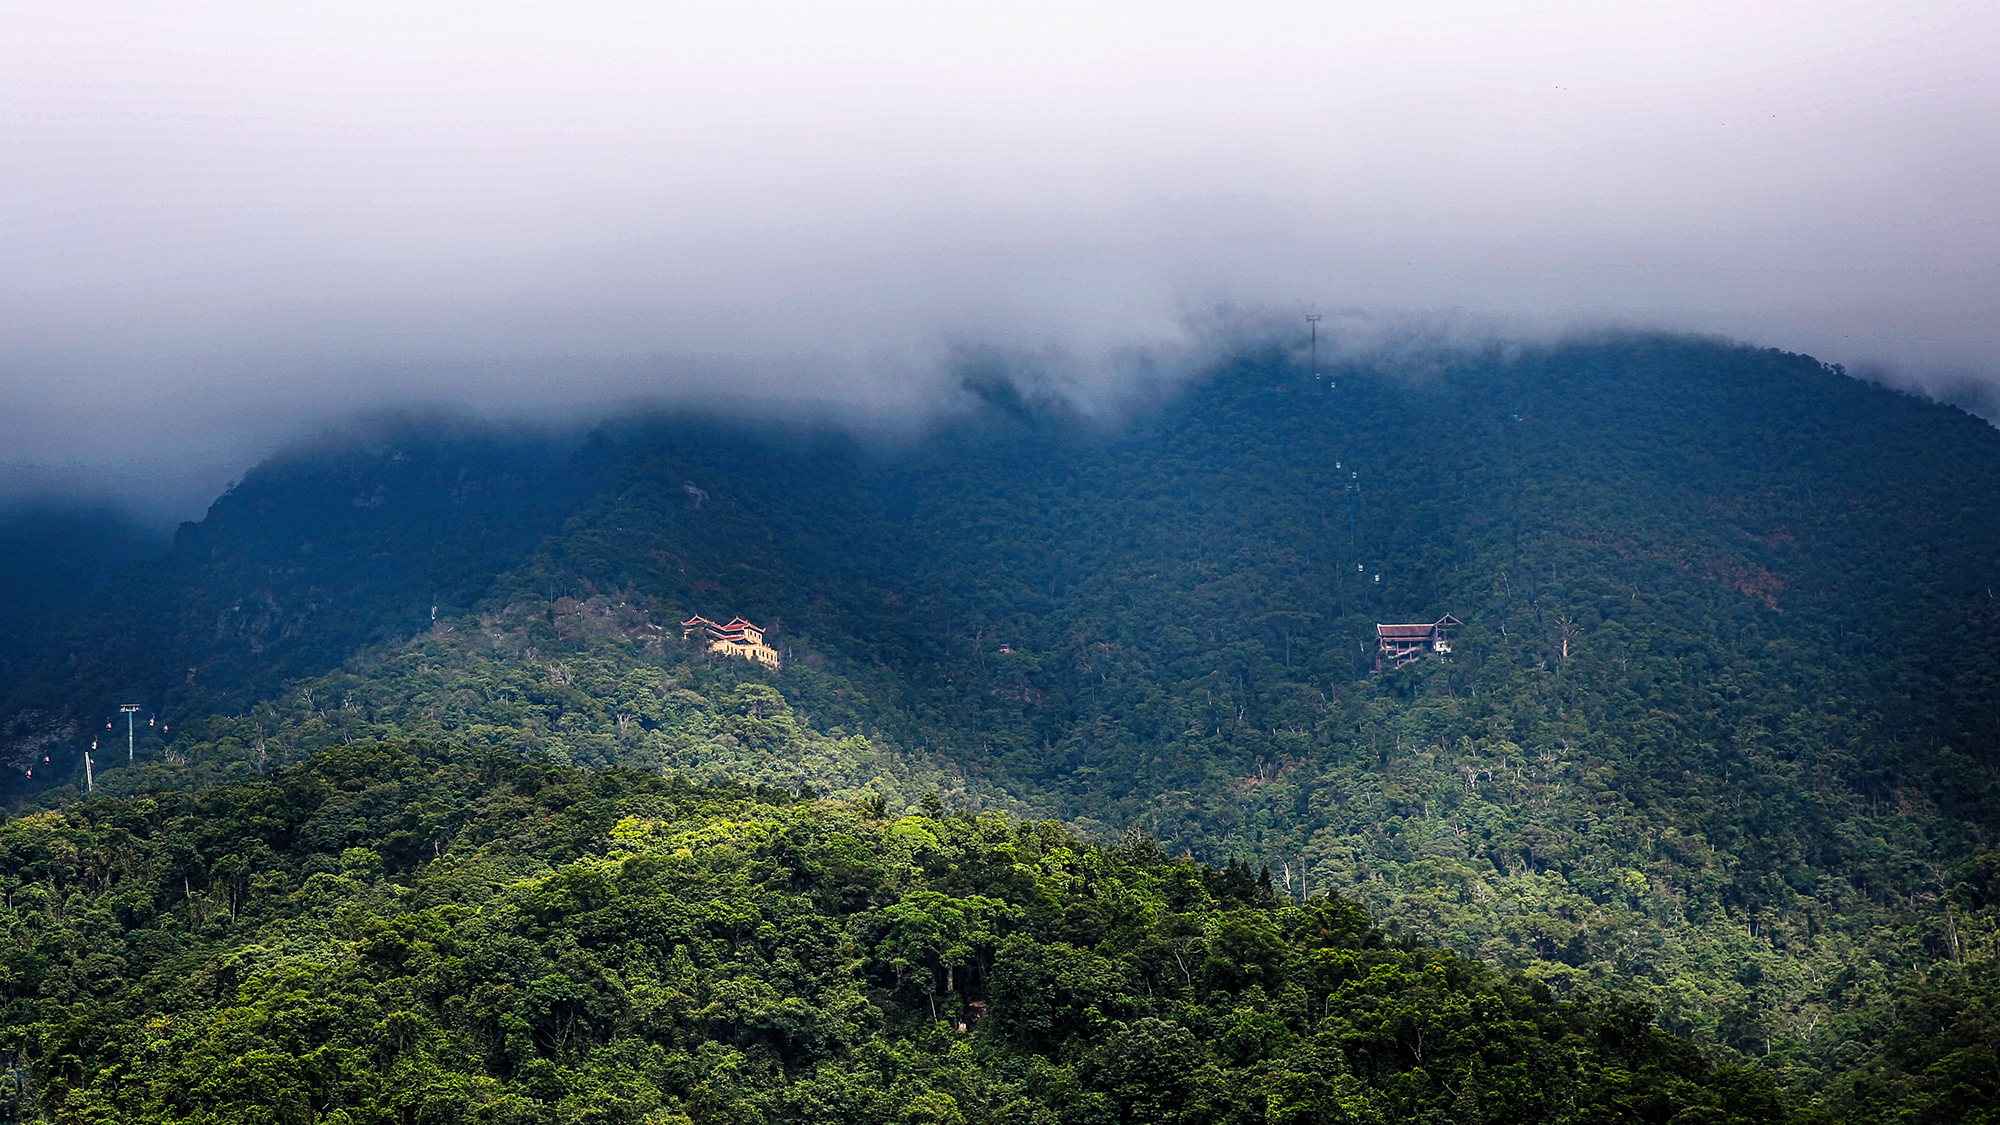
[1555,614,1580,663]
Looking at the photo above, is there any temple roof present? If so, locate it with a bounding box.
[1376,623,1436,638]
[687,615,767,642]
[1377,615,1460,639]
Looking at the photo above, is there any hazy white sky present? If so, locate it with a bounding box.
[3,0,1997,488]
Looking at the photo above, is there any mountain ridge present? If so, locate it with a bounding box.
[2,333,1997,1111]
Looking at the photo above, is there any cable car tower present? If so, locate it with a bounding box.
[119,704,142,760]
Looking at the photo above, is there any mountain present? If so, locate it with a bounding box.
[0,505,160,689]
[0,426,602,727]
[0,505,165,778]
[3,334,1998,1115]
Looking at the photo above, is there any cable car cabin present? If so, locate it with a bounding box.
[1375,615,1460,671]
[682,615,781,669]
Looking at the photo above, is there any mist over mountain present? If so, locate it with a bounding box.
[2,333,1997,1120]
[6,1,1998,503]
[5,2,1999,1120]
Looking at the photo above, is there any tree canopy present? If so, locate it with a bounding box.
[0,742,1820,1124]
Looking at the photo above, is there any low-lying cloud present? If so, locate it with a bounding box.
[4,0,1996,517]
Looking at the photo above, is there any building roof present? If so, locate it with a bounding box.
[1376,615,1461,639]
[688,615,769,645]
[1376,623,1436,639]
[685,615,765,632]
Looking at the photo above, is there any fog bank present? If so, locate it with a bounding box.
[4,1,1996,514]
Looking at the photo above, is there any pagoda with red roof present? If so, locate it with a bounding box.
[682,615,781,669]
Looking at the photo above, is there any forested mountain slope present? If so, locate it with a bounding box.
[0,428,598,733]
[0,742,1818,1124]
[0,506,159,693]
[4,334,1998,1109]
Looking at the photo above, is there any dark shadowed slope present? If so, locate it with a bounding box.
[0,427,607,744]
[0,505,161,685]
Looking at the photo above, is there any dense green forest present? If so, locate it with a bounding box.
[0,741,1834,1124]
[3,335,1998,1118]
